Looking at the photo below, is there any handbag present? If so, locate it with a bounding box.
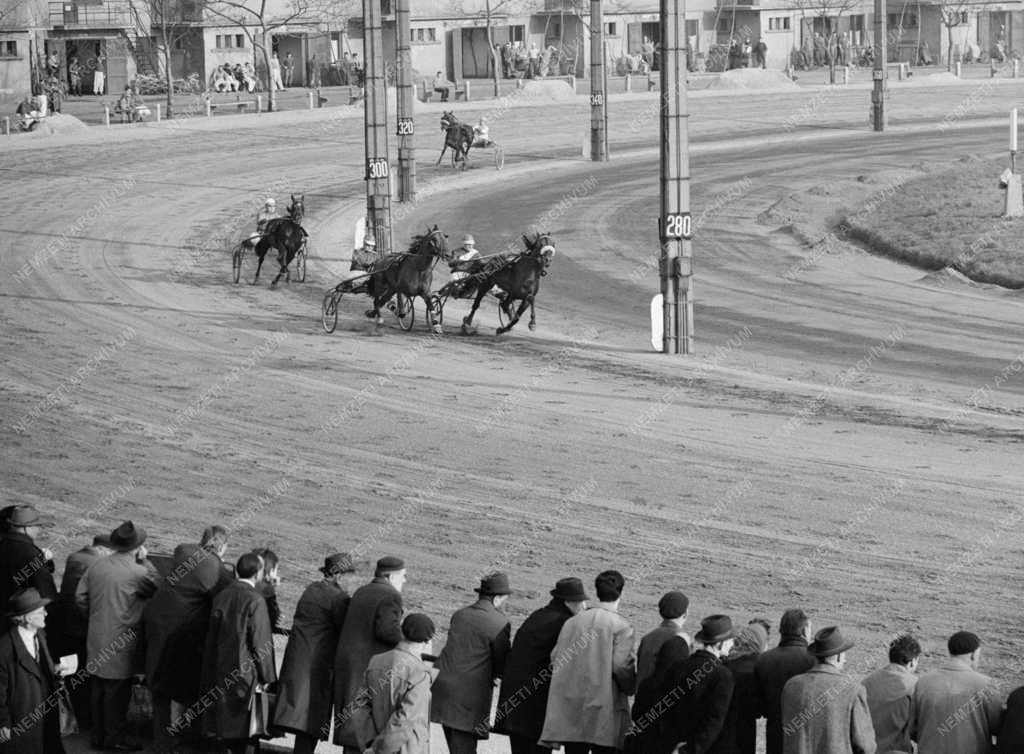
[247,686,276,739]
[56,681,77,737]
[126,677,153,726]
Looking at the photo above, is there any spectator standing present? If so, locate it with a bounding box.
[308,53,321,88]
[540,570,637,754]
[660,615,737,754]
[636,590,690,686]
[909,631,1003,754]
[755,38,768,69]
[432,573,513,754]
[719,622,769,754]
[780,626,876,754]
[69,57,83,96]
[630,635,691,754]
[493,577,588,754]
[0,588,65,754]
[201,553,277,754]
[996,684,1024,754]
[92,52,106,95]
[0,504,57,610]
[284,52,295,86]
[342,614,437,754]
[143,543,225,754]
[75,520,159,752]
[754,608,815,754]
[527,43,541,77]
[332,556,406,753]
[54,533,112,729]
[199,524,235,592]
[253,548,288,636]
[270,53,285,91]
[273,553,357,754]
[861,634,921,754]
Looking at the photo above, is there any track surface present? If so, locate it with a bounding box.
[3,83,1024,702]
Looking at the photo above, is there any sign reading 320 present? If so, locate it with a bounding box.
[397,117,415,136]
[664,212,693,240]
[366,158,390,180]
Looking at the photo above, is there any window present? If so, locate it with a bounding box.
[1,40,17,57]
[550,21,561,38]
[768,16,791,31]
[235,34,244,47]
[509,24,525,43]
[605,22,618,36]
[848,14,864,32]
[888,12,917,27]
[413,27,437,42]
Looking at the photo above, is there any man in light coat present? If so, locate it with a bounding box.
[75,521,159,752]
[273,553,357,754]
[332,556,406,753]
[781,626,876,754]
[541,570,636,754]
[431,573,513,754]
[909,631,1003,754]
[861,634,921,753]
[493,578,587,754]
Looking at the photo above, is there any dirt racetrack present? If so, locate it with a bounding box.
[3,81,1024,751]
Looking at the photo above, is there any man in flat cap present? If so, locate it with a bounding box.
[432,573,513,754]
[343,613,436,754]
[274,553,358,754]
[909,631,1003,754]
[76,521,159,752]
[781,626,876,754]
[541,570,636,754]
[494,577,588,754]
[636,590,690,686]
[333,556,406,752]
[0,504,57,609]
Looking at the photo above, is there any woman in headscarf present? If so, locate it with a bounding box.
[716,622,768,754]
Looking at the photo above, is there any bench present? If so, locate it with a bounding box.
[421,79,470,103]
[206,98,261,116]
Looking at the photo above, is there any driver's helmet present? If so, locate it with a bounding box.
[462,234,475,247]
[364,234,376,248]
[265,198,276,209]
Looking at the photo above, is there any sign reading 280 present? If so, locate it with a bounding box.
[366,158,390,180]
[664,212,693,240]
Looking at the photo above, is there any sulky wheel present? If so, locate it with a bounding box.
[322,290,341,333]
[494,144,505,170]
[395,293,415,331]
[232,244,244,284]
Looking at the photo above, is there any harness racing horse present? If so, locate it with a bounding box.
[437,111,475,168]
[460,231,555,336]
[252,194,307,287]
[366,226,452,333]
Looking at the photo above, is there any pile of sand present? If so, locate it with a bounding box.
[709,69,798,90]
[918,267,980,288]
[516,79,576,101]
[29,112,89,137]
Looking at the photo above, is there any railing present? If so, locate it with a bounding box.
[49,1,133,28]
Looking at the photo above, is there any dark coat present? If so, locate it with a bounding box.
[53,545,102,654]
[716,652,760,754]
[493,598,573,740]
[0,628,64,754]
[143,544,224,704]
[331,577,403,744]
[0,532,57,609]
[630,636,691,754]
[661,649,735,754]
[754,636,815,754]
[995,685,1024,754]
[273,580,350,739]
[431,599,512,737]
[637,621,689,687]
[201,580,277,741]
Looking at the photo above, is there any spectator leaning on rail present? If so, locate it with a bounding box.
[861,634,921,754]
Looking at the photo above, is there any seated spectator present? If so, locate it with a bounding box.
[15,96,43,130]
[433,71,452,102]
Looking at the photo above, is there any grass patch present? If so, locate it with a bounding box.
[843,158,1024,287]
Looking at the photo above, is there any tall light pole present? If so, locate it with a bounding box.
[364,0,392,252]
[872,0,887,131]
[659,0,694,354]
[395,0,416,201]
[590,0,608,161]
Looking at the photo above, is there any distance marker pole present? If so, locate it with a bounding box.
[396,0,416,202]
[590,0,608,161]
[871,0,887,131]
[364,0,392,253]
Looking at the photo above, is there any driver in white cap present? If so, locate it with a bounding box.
[449,234,482,297]
[247,197,278,247]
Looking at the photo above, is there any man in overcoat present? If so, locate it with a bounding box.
[660,615,737,754]
[909,631,1003,754]
[754,608,815,754]
[0,505,57,609]
[332,556,406,752]
[636,591,690,685]
[780,626,876,754]
[861,634,920,753]
[541,570,636,754]
[0,588,64,754]
[273,553,357,754]
[144,543,225,752]
[717,623,768,754]
[432,573,513,754]
[493,577,587,754]
[201,552,277,754]
[76,520,159,752]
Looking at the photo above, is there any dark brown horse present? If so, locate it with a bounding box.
[437,111,474,168]
[253,194,306,287]
[366,226,452,333]
[461,231,555,336]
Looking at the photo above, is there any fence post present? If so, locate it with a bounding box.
[155,103,161,122]
[2,117,9,136]
[955,60,962,78]
[205,98,212,117]
[625,73,632,92]
[308,90,315,110]
[1014,59,1020,78]
[103,105,110,126]
[991,58,998,78]
[256,94,262,112]
[843,65,850,85]
[464,80,471,101]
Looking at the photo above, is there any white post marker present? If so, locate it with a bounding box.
[308,91,315,110]
[650,294,664,352]
[1005,108,1023,217]
[155,103,161,122]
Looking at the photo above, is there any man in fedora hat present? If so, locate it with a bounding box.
[333,556,406,753]
[541,570,636,754]
[76,520,158,752]
[660,614,737,754]
[0,587,64,754]
[494,577,588,754]
[0,504,57,611]
[274,553,358,754]
[755,608,816,754]
[431,573,513,754]
[781,626,876,754]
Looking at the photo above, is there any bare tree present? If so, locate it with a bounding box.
[0,0,43,29]
[791,0,859,80]
[447,0,538,97]
[937,0,969,70]
[127,0,203,118]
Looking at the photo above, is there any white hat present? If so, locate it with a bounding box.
[462,234,475,246]
[265,198,276,207]
[365,234,376,247]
